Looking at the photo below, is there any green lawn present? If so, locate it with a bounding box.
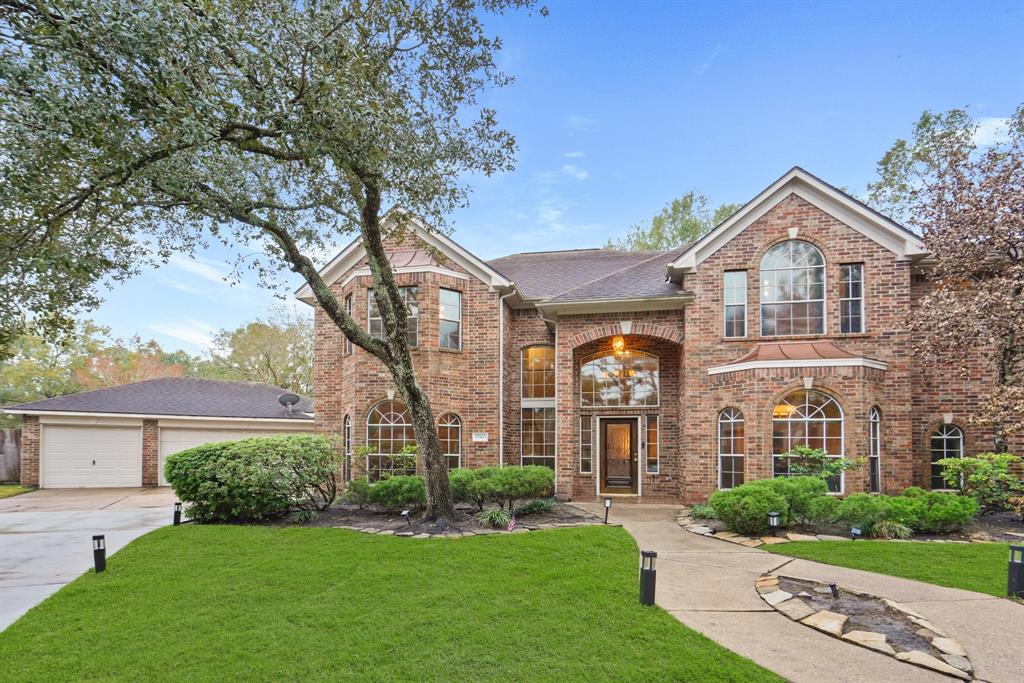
[1,525,779,682]
[764,540,1011,597]
[0,484,31,499]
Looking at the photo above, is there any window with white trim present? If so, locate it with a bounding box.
[646,415,659,474]
[439,288,462,350]
[724,270,747,338]
[868,407,881,493]
[437,413,461,469]
[579,415,593,474]
[840,264,864,334]
[580,350,659,407]
[930,424,963,489]
[522,407,555,469]
[368,287,419,347]
[718,408,745,489]
[344,294,353,355]
[521,346,555,470]
[760,240,826,336]
[366,400,417,481]
[343,414,352,481]
[772,390,844,493]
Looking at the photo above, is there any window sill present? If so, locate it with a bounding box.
[439,346,463,354]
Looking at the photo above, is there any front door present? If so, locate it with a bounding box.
[601,419,638,494]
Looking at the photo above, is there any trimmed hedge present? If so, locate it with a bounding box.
[367,475,426,511]
[836,488,979,535]
[164,434,340,522]
[709,485,788,536]
[450,465,554,513]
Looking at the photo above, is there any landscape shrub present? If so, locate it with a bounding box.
[367,475,426,512]
[164,434,340,522]
[476,507,512,528]
[449,466,500,512]
[709,485,788,536]
[889,490,978,534]
[784,445,864,485]
[935,453,1023,513]
[342,476,371,509]
[690,503,717,520]
[746,476,828,525]
[871,519,912,540]
[489,466,555,513]
[516,499,555,516]
[805,495,840,525]
[836,493,892,532]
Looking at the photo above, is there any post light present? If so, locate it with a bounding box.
[851,527,862,541]
[639,550,657,606]
[173,502,182,526]
[1009,545,1024,598]
[604,497,612,524]
[401,509,412,526]
[767,511,781,536]
[92,535,106,573]
[828,581,840,599]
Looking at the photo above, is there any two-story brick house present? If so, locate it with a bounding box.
[298,167,1021,503]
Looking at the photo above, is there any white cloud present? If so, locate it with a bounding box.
[560,164,590,181]
[149,319,218,350]
[159,278,203,295]
[973,117,1011,147]
[565,114,597,132]
[563,151,586,159]
[695,44,723,76]
[168,254,231,285]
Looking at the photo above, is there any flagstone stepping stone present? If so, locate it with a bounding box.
[740,538,764,547]
[774,598,816,621]
[377,529,395,536]
[907,615,948,637]
[801,610,848,636]
[723,535,753,544]
[940,654,973,673]
[842,630,895,655]
[412,533,431,539]
[754,575,778,587]
[761,590,793,607]
[895,651,971,680]
[882,599,924,619]
[816,534,851,542]
[395,531,414,537]
[714,531,738,540]
[786,532,819,542]
[931,637,967,657]
[759,536,790,544]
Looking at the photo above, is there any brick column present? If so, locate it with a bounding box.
[20,415,40,487]
[142,419,159,486]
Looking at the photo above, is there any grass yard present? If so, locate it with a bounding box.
[0,484,31,499]
[0,525,779,682]
[764,540,1011,597]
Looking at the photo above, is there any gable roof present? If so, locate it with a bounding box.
[486,248,668,300]
[666,166,928,281]
[3,378,314,421]
[295,215,512,304]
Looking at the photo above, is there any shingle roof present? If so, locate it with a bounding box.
[487,246,690,302]
[4,378,314,420]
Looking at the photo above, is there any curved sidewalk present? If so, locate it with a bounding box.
[575,503,1023,683]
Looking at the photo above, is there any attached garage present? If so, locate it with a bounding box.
[6,378,314,489]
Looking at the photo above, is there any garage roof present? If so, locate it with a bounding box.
[3,378,314,421]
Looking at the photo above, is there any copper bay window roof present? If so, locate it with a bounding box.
[708,341,887,375]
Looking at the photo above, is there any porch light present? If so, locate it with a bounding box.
[611,336,625,354]
[640,550,657,606]
[92,535,106,573]
[767,511,781,536]
[1009,545,1024,598]
[851,527,862,541]
[604,497,612,524]
[173,502,182,526]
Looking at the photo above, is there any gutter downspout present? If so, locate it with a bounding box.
[497,290,516,468]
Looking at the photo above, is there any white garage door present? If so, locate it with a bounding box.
[42,425,142,488]
[158,428,294,486]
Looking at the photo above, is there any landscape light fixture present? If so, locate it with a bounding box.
[639,550,657,606]
[850,527,862,541]
[767,511,781,536]
[92,535,106,573]
[828,581,840,599]
[401,510,412,526]
[1009,545,1024,598]
[173,502,182,526]
[604,497,612,524]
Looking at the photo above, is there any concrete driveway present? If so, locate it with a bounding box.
[0,488,178,631]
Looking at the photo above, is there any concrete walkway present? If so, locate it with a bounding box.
[576,503,1024,683]
[0,488,177,631]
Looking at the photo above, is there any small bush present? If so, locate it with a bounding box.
[891,490,978,534]
[871,519,912,540]
[516,499,555,517]
[805,495,840,525]
[836,493,892,532]
[709,485,788,536]
[476,507,511,528]
[936,453,1023,513]
[342,476,371,509]
[746,476,828,525]
[367,475,426,512]
[690,503,717,520]
[164,434,339,522]
[449,466,501,512]
[490,466,555,513]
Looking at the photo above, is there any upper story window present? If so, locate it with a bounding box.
[368,286,419,347]
[723,270,747,338]
[760,240,825,336]
[344,294,353,355]
[840,264,864,334]
[580,349,659,407]
[522,346,555,400]
[439,288,462,350]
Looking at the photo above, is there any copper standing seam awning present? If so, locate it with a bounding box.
[708,341,888,375]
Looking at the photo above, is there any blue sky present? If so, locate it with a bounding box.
[88,0,1024,354]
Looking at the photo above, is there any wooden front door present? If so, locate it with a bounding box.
[601,419,638,494]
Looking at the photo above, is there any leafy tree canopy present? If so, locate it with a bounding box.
[607,191,739,251]
[207,307,313,394]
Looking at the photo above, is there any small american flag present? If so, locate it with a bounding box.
[507,516,517,531]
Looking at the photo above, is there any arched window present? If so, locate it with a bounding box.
[343,414,352,482]
[772,390,844,492]
[760,240,826,336]
[718,408,745,489]
[580,350,659,407]
[437,413,461,469]
[930,424,963,490]
[366,400,416,481]
[868,407,881,493]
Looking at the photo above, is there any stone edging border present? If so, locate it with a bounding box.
[755,573,975,680]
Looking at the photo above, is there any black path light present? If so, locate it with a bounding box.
[401,509,412,526]
[767,511,781,536]
[604,497,612,524]
[828,581,840,599]
[1009,545,1024,598]
[92,535,106,573]
[850,526,863,541]
[639,550,657,606]
[173,502,183,526]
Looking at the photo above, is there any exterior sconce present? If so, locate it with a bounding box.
[1009,545,1023,598]
[611,336,625,354]
[768,511,781,536]
[640,550,657,606]
[92,535,106,573]
[604,497,612,524]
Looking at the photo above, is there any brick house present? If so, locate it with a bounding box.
[298,167,1021,503]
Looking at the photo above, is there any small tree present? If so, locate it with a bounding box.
[784,445,863,487]
[936,453,1024,514]
[606,191,739,251]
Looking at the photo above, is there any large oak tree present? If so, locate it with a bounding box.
[0,0,540,520]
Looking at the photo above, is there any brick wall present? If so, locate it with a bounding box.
[19,415,39,487]
[142,419,159,486]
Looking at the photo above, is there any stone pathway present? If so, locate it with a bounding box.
[575,503,1024,683]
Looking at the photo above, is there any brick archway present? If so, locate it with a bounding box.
[566,322,683,349]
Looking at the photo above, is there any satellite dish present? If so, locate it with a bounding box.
[278,393,301,415]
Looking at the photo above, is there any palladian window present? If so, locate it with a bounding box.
[760,240,826,336]
[366,400,416,481]
[580,350,659,407]
[772,390,844,492]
